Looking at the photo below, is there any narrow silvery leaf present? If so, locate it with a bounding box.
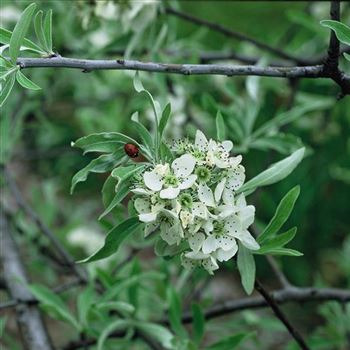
[344,52,350,61]
[207,333,252,350]
[131,111,154,153]
[239,148,305,194]
[134,322,174,349]
[159,102,171,138]
[0,72,16,107]
[97,320,130,350]
[258,186,300,244]
[215,110,226,141]
[0,27,44,55]
[237,243,256,295]
[320,20,350,46]
[256,227,297,253]
[9,3,37,62]
[167,287,187,338]
[43,10,53,53]
[16,70,41,90]
[78,217,142,263]
[34,10,48,52]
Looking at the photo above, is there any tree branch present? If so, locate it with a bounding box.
[16,56,326,78]
[0,212,53,350]
[255,280,310,350]
[179,286,350,323]
[322,1,350,97]
[164,7,308,64]
[3,167,87,283]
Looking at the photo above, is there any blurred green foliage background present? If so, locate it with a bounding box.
[1,1,349,349]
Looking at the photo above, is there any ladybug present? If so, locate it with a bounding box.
[124,143,139,158]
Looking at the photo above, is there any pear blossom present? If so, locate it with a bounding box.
[130,128,258,274]
[143,154,197,199]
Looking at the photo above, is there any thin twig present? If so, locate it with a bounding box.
[0,212,53,350]
[255,280,310,350]
[179,286,350,323]
[3,167,87,283]
[164,7,309,65]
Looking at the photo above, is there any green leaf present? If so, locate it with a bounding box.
[97,320,131,350]
[258,186,300,244]
[321,20,350,46]
[43,10,53,53]
[78,217,143,263]
[259,248,303,256]
[167,287,187,338]
[207,333,252,350]
[215,110,226,141]
[70,150,124,194]
[16,70,41,90]
[34,10,48,52]
[0,27,44,54]
[0,72,16,107]
[72,132,138,154]
[191,303,205,345]
[77,286,95,327]
[96,301,135,314]
[134,321,174,349]
[99,164,145,219]
[159,102,171,138]
[256,227,297,254]
[252,101,332,139]
[249,133,303,155]
[131,112,154,154]
[237,243,255,295]
[239,148,305,194]
[9,3,37,62]
[344,52,350,61]
[29,284,80,330]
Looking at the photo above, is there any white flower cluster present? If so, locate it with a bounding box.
[132,130,260,274]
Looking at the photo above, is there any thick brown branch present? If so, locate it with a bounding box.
[0,212,53,350]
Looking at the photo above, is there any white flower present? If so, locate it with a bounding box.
[194,130,242,169]
[181,251,219,274]
[143,154,197,199]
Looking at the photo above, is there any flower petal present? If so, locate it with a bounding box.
[202,256,219,274]
[144,170,163,191]
[235,193,247,208]
[229,155,242,168]
[131,188,151,195]
[185,251,210,260]
[172,154,196,178]
[144,223,158,237]
[224,214,242,235]
[134,198,151,214]
[222,187,235,205]
[214,178,226,202]
[195,130,208,152]
[188,232,205,253]
[222,140,233,152]
[160,186,180,199]
[215,245,238,262]
[180,210,193,228]
[239,205,255,228]
[139,212,158,223]
[225,165,245,192]
[181,253,198,270]
[218,204,235,218]
[216,234,237,251]
[160,222,183,245]
[198,183,216,207]
[179,174,197,189]
[202,235,217,254]
[235,229,260,250]
[192,202,208,219]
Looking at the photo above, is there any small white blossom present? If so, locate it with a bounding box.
[143,154,197,199]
